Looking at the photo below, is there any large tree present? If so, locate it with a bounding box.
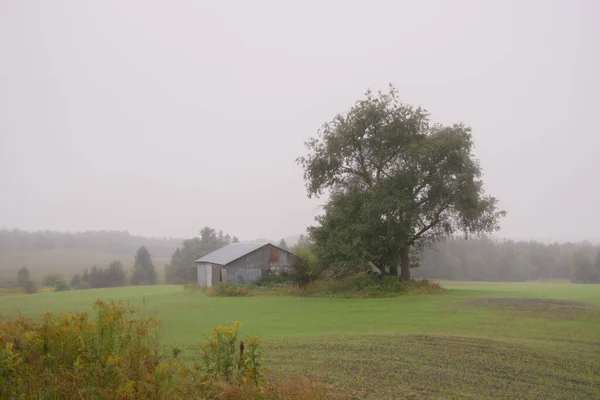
[299,86,505,280]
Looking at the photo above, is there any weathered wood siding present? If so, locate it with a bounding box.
[224,244,293,284]
[226,244,291,269]
[197,264,207,286]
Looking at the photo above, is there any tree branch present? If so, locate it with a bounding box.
[409,200,452,244]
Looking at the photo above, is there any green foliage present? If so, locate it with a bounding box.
[22,279,38,294]
[42,272,64,287]
[253,270,293,287]
[53,280,70,291]
[0,300,169,399]
[416,236,600,282]
[572,251,600,283]
[73,260,128,289]
[131,246,157,285]
[301,274,443,298]
[16,267,37,294]
[72,282,92,290]
[17,267,31,287]
[106,260,128,287]
[298,86,505,279]
[0,300,282,399]
[212,282,253,297]
[165,227,236,284]
[291,244,322,287]
[201,322,264,385]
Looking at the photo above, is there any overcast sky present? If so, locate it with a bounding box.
[1,0,598,242]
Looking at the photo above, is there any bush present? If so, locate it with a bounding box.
[72,282,92,290]
[212,283,253,297]
[253,270,293,287]
[291,245,321,287]
[53,280,70,292]
[42,273,64,287]
[0,300,170,399]
[22,279,37,294]
[301,274,443,298]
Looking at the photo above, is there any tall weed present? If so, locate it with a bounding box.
[201,322,263,385]
[0,301,328,399]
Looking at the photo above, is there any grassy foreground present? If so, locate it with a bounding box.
[1,282,599,399]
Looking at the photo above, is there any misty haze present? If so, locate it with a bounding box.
[1,1,599,399]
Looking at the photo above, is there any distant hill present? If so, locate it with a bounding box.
[0,230,180,281]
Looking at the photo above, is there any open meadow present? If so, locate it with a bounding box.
[1,282,599,399]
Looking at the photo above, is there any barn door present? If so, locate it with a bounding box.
[206,265,212,287]
[221,268,227,283]
[197,265,207,287]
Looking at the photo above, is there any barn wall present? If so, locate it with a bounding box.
[211,265,221,287]
[225,244,293,284]
[225,267,265,284]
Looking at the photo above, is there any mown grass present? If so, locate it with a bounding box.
[0,282,599,399]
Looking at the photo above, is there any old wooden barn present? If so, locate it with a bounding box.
[195,242,293,287]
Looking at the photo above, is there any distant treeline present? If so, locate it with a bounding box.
[3,229,600,284]
[0,229,181,258]
[416,236,600,283]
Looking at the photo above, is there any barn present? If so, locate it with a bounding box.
[195,242,294,287]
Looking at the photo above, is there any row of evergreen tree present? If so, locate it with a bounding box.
[69,246,158,288]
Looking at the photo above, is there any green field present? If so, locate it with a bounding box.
[1,282,599,399]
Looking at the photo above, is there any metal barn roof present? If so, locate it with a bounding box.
[194,242,269,266]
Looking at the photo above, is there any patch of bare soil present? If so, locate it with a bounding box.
[466,297,596,320]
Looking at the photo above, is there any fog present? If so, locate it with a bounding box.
[1,0,598,242]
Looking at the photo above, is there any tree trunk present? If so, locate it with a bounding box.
[400,247,410,281]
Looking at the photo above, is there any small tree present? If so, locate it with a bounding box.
[17,267,31,287]
[53,281,70,292]
[290,243,321,287]
[131,246,157,285]
[42,273,63,287]
[89,266,106,288]
[278,238,290,251]
[106,260,127,287]
[572,251,599,283]
[22,279,38,294]
[70,273,82,287]
[17,267,37,294]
